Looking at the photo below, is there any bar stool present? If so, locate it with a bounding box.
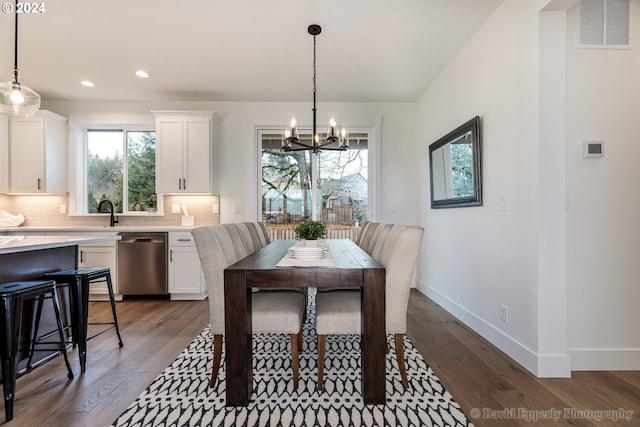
[0,280,74,422]
[44,267,123,372]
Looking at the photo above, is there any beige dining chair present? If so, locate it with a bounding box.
[353,221,370,247]
[235,222,271,253]
[358,222,385,255]
[192,224,306,389]
[315,224,424,390]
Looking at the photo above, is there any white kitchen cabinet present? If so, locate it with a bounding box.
[0,114,8,193]
[168,232,207,300]
[153,111,219,194]
[78,239,118,299]
[10,110,67,194]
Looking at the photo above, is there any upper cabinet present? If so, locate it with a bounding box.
[0,115,7,193]
[10,110,68,194]
[152,111,219,194]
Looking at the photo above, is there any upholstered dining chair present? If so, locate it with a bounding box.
[315,224,425,390]
[358,222,385,255]
[354,221,370,247]
[235,222,271,253]
[192,224,306,389]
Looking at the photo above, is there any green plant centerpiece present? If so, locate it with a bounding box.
[294,220,327,240]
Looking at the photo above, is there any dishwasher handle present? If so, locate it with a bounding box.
[120,237,165,243]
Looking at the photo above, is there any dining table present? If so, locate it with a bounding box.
[224,238,386,406]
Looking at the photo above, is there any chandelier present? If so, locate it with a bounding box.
[0,0,41,116]
[282,25,348,153]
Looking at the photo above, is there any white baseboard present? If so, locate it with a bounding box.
[537,353,571,378]
[416,280,570,378]
[569,348,640,371]
[169,292,208,301]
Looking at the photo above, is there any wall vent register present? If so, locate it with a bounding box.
[583,140,604,158]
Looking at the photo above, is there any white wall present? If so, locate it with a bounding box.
[41,100,416,225]
[565,2,640,370]
[415,0,549,375]
[416,0,640,376]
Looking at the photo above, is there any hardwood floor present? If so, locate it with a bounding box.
[2,290,638,426]
[406,289,639,427]
[1,299,210,427]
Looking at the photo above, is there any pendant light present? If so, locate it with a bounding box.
[0,0,41,116]
[282,25,348,153]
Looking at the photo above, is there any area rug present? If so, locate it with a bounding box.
[111,295,473,427]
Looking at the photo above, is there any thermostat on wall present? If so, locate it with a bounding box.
[583,141,604,158]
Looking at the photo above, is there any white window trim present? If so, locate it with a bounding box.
[255,125,380,223]
[69,124,163,216]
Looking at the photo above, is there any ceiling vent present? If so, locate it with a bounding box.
[577,0,631,48]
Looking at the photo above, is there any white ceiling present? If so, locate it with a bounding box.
[0,0,503,103]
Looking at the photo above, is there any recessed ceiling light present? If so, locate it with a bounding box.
[81,80,95,87]
[135,70,149,78]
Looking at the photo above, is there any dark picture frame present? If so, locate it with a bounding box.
[429,116,482,208]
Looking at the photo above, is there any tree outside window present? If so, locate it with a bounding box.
[260,132,368,226]
[87,129,157,214]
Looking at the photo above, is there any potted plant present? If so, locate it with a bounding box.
[294,220,327,241]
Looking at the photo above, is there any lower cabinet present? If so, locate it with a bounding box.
[168,232,207,300]
[78,239,118,299]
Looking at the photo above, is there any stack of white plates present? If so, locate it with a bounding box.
[288,246,328,260]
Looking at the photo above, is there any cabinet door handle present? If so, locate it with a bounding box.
[170,249,173,262]
[80,250,85,263]
[37,178,42,190]
[178,178,182,190]
[183,178,186,190]
[177,238,191,242]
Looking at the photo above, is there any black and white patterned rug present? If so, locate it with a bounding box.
[111,295,473,427]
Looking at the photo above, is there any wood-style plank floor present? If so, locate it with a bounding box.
[1,290,638,426]
[406,290,639,427]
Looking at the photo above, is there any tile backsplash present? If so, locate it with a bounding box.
[0,194,220,227]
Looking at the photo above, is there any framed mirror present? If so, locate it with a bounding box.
[429,116,482,208]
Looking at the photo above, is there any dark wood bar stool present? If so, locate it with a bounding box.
[0,280,74,422]
[44,267,123,372]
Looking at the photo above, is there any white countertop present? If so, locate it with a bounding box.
[0,225,196,233]
[0,235,121,255]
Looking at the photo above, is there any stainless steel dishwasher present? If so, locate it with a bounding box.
[117,232,168,298]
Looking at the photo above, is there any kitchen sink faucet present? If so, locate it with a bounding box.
[97,199,119,227]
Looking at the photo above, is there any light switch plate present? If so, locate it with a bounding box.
[171,204,181,214]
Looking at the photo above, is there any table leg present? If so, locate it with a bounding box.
[361,268,386,405]
[224,269,252,406]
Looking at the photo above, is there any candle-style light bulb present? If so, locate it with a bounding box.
[339,125,349,148]
[10,87,24,104]
[327,111,338,139]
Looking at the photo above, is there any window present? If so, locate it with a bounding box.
[86,129,157,214]
[259,130,369,226]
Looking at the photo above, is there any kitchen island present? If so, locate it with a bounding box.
[0,234,121,256]
[0,234,120,282]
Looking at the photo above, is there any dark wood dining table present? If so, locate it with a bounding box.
[224,238,386,406]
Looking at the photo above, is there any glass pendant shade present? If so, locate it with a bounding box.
[339,124,349,148]
[282,112,299,148]
[326,111,338,140]
[0,70,41,116]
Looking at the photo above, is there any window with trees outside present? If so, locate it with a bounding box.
[260,131,369,228]
[86,129,157,214]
